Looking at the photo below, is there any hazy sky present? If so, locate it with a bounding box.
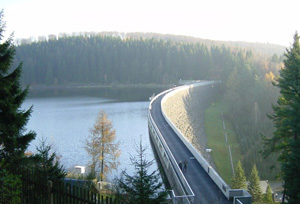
[2,0,300,46]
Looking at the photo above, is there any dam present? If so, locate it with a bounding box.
[148,81,252,204]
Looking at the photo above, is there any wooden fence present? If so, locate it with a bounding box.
[3,167,126,204]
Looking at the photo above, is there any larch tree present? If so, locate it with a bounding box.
[116,140,168,204]
[85,110,120,181]
[0,10,36,166]
[247,164,263,203]
[231,160,247,189]
[262,33,300,203]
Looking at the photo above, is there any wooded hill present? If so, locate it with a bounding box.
[15,35,212,86]
[14,33,284,179]
[125,32,285,56]
[14,33,284,87]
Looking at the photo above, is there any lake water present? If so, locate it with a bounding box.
[22,87,166,181]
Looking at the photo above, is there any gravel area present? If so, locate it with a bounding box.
[162,84,218,167]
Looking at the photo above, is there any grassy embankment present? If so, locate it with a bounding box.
[204,100,242,185]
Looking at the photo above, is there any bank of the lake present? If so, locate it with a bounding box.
[27,83,173,91]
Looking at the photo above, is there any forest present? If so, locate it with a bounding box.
[15,35,214,86]
[14,34,284,179]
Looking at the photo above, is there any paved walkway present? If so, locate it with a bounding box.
[150,92,231,204]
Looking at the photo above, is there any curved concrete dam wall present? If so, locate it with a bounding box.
[161,83,219,167]
[160,82,253,203]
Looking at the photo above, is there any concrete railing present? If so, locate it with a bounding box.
[148,89,195,204]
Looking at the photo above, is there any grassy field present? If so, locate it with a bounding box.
[204,100,242,185]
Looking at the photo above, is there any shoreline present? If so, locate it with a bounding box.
[25,83,174,91]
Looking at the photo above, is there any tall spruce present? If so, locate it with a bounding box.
[0,10,36,165]
[281,138,300,203]
[0,159,22,203]
[247,164,263,202]
[231,160,247,189]
[116,140,168,204]
[262,33,300,203]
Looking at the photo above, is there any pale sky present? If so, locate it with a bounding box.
[1,0,300,46]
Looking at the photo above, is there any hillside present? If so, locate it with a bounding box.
[17,32,286,57]
[14,33,284,87]
[13,35,222,86]
[125,32,286,56]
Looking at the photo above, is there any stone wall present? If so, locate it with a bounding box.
[161,84,218,167]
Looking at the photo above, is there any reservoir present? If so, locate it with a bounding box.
[22,87,166,180]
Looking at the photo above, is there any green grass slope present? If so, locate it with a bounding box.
[204,101,242,185]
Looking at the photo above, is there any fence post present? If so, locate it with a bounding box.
[48,181,53,204]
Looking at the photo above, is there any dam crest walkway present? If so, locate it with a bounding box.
[148,81,251,204]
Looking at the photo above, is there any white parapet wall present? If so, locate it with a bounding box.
[148,88,195,204]
[161,81,232,199]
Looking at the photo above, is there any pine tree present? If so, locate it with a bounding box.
[0,159,22,203]
[25,139,67,201]
[281,138,300,203]
[262,32,300,203]
[31,139,66,184]
[85,110,120,181]
[248,164,263,202]
[264,184,273,202]
[116,140,168,204]
[0,10,36,165]
[231,160,247,189]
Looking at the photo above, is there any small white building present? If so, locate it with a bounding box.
[74,166,86,174]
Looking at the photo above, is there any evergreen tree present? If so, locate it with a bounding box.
[247,164,263,202]
[262,33,300,203]
[231,160,247,189]
[0,159,22,204]
[22,139,66,201]
[264,184,273,202]
[116,140,168,204]
[30,139,66,184]
[0,10,36,165]
[281,138,300,203]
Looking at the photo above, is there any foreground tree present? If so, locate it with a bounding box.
[231,160,247,189]
[262,33,300,203]
[30,139,66,184]
[85,110,120,181]
[281,138,300,203]
[0,10,36,165]
[247,164,263,202]
[116,140,168,204]
[0,159,22,204]
[21,139,66,202]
